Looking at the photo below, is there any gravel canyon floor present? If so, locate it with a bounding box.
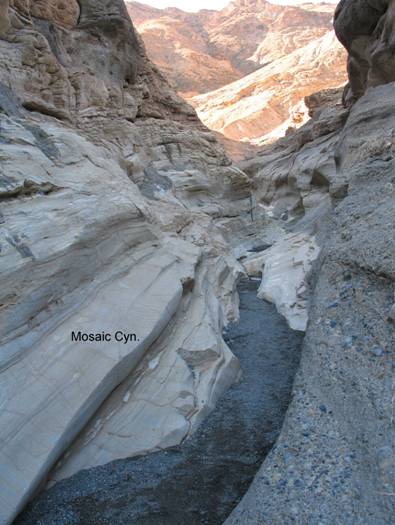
[16,279,304,525]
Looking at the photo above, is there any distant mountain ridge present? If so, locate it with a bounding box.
[126,0,336,96]
[190,30,346,145]
[126,0,347,150]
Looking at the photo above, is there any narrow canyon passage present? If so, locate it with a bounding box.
[16,279,304,525]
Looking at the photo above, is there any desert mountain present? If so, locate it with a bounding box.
[126,0,338,97]
[127,0,347,149]
[190,30,347,144]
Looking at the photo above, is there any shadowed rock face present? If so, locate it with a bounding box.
[227,82,395,525]
[334,0,395,103]
[224,3,395,524]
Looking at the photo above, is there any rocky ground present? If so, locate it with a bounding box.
[225,2,395,522]
[16,279,304,525]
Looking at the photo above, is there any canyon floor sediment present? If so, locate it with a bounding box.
[15,279,304,525]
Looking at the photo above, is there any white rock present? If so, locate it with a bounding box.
[0,116,245,523]
[49,259,240,483]
[257,233,320,331]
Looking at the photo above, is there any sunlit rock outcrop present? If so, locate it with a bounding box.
[126,0,335,97]
[191,32,347,144]
[127,0,347,154]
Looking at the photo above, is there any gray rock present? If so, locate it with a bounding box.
[226,64,395,525]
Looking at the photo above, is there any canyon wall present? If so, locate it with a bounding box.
[227,1,395,523]
[1,1,394,523]
[0,1,253,523]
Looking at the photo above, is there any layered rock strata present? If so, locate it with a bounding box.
[127,0,347,154]
[190,31,347,145]
[126,0,336,96]
[0,1,252,523]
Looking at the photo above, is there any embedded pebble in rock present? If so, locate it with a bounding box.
[371,346,384,357]
[226,78,395,525]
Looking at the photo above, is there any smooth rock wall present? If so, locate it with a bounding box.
[0,1,251,523]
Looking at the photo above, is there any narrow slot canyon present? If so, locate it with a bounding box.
[1,1,394,524]
[15,279,304,524]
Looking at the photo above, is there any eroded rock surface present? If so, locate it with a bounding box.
[226,3,395,522]
[15,279,304,525]
[335,0,395,104]
[0,1,253,523]
[256,232,320,332]
[227,80,395,525]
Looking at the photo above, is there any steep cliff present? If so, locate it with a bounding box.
[226,1,395,523]
[0,1,253,523]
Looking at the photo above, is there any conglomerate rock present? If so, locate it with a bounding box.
[2,1,394,524]
[226,2,395,522]
[227,79,395,525]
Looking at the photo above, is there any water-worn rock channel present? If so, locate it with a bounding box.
[16,279,304,525]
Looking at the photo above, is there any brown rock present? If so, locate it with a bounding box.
[30,0,80,28]
[0,0,11,36]
[334,0,395,103]
[189,31,347,144]
[126,0,336,96]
